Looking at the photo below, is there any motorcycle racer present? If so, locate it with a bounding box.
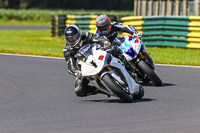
[95,15,140,78]
[63,24,139,97]
[63,24,106,97]
[95,14,142,43]
[95,15,154,70]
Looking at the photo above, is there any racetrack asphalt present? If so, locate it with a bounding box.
[0,54,200,133]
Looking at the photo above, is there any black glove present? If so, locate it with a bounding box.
[133,31,142,38]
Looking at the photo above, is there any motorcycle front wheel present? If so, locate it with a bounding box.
[102,74,133,103]
[137,60,162,86]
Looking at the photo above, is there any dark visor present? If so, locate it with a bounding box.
[65,33,80,43]
[97,25,109,32]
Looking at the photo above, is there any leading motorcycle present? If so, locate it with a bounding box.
[76,43,144,102]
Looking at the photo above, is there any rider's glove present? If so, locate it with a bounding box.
[75,70,82,78]
[133,31,142,38]
[103,41,111,50]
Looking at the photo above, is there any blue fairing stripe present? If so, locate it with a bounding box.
[141,44,145,52]
[128,25,136,32]
[125,47,137,59]
[95,32,101,35]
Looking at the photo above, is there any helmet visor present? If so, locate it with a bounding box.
[65,33,80,44]
[97,25,110,32]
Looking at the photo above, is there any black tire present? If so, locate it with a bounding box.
[102,74,133,103]
[137,60,162,86]
[133,86,144,100]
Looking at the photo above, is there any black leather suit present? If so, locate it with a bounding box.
[63,32,104,97]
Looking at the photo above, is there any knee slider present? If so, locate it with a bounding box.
[75,86,87,97]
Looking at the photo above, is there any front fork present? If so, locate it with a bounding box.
[99,66,139,95]
[139,52,155,70]
[131,52,155,81]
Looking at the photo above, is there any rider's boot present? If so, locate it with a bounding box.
[85,86,100,96]
[75,77,98,97]
[86,86,110,97]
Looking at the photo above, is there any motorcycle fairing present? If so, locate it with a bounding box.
[119,36,143,61]
[78,43,140,95]
[100,56,139,94]
[81,50,107,76]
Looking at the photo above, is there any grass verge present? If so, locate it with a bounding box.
[0,30,65,57]
[0,19,50,26]
[0,30,199,66]
[147,47,200,66]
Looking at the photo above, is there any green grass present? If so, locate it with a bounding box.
[0,30,65,57]
[0,18,50,25]
[147,47,200,66]
[0,30,200,66]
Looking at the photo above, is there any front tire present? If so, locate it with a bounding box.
[133,86,144,100]
[137,60,162,86]
[102,74,133,103]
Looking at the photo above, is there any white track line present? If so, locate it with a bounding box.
[0,53,200,68]
[156,64,200,68]
[0,53,64,60]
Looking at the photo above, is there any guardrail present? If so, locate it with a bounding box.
[66,15,98,33]
[51,15,67,36]
[51,15,117,36]
[121,16,200,48]
[51,15,200,49]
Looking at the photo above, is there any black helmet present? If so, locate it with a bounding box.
[96,15,111,35]
[64,25,81,47]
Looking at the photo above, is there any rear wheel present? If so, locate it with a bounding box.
[137,60,162,86]
[102,74,133,103]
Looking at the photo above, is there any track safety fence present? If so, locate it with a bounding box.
[51,14,117,36]
[121,16,200,48]
[51,15,200,49]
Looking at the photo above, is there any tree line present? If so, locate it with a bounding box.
[0,0,133,10]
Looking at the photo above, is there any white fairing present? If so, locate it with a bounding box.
[120,36,142,61]
[81,50,107,76]
[77,44,140,96]
[107,56,139,94]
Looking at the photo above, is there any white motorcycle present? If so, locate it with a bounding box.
[117,36,162,86]
[76,43,144,102]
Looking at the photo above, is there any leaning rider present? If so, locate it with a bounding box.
[95,14,142,43]
[95,14,142,77]
[95,14,154,70]
[63,24,107,97]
